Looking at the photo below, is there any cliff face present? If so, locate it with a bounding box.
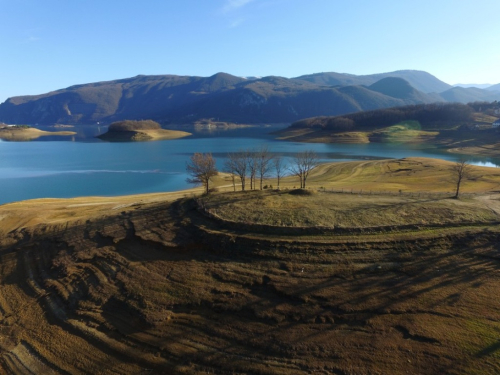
[0,72,443,125]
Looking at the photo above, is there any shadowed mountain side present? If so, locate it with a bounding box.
[288,103,474,131]
[368,77,443,103]
[0,72,456,126]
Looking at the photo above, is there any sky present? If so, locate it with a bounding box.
[1,0,500,103]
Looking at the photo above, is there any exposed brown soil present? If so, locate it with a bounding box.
[0,194,499,374]
[1,159,500,374]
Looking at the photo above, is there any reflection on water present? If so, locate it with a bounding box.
[1,124,499,204]
[470,161,499,168]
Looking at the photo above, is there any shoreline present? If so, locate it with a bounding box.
[3,157,500,233]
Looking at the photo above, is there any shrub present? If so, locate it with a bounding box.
[289,188,315,196]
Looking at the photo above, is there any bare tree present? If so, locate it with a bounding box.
[247,150,258,190]
[186,153,218,194]
[257,145,273,190]
[228,151,248,191]
[272,155,286,189]
[452,159,473,198]
[223,156,237,192]
[289,150,319,189]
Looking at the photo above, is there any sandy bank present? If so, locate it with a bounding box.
[0,127,76,141]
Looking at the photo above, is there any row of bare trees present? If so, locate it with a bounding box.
[225,146,282,191]
[186,148,319,193]
[185,151,474,198]
[224,147,319,191]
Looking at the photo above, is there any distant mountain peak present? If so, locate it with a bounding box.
[293,70,451,93]
[0,71,497,126]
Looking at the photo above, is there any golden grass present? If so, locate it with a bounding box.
[273,157,500,194]
[0,127,76,140]
[201,189,499,228]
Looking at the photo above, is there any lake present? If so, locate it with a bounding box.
[0,124,498,205]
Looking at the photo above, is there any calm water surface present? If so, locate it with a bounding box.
[0,125,498,205]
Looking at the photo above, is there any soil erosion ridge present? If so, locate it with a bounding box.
[1,159,500,374]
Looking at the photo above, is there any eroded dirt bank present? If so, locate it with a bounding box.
[1,196,500,374]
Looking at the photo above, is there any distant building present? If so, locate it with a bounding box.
[493,119,500,128]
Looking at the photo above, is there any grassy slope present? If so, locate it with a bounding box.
[277,121,439,144]
[201,189,498,228]
[278,110,500,157]
[1,158,500,374]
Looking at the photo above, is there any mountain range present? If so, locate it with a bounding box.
[0,70,499,125]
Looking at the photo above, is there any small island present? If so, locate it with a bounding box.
[0,124,76,141]
[97,120,191,141]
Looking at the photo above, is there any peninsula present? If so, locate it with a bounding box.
[97,120,191,141]
[0,125,76,141]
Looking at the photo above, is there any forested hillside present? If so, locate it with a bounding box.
[1,70,498,125]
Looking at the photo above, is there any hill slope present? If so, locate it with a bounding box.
[367,77,441,103]
[1,158,500,374]
[0,72,452,126]
[294,70,452,93]
[486,83,500,92]
[440,86,500,103]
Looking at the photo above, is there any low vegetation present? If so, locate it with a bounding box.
[280,102,500,156]
[290,103,475,131]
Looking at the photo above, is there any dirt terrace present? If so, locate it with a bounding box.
[0,191,500,374]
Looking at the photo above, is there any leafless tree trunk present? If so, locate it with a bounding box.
[273,155,286,189]
[248,150,258,190]
[257,145,273,190]
[186,153,218,194]
[223,157,237,192]
[452,159,473,198]
[228,151,248,191]
[289,150,319,189]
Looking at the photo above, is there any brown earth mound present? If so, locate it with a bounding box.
[98,120,191,141]
[1,193,500,374]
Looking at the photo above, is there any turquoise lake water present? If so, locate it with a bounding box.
[0,125,498,205]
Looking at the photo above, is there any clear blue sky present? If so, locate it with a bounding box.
[1,0,500,102]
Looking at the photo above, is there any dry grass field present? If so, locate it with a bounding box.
[1,158,500,374]
[201,189,499,228]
